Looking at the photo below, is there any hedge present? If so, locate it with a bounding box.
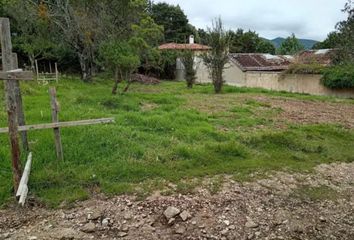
[321,64,354,89]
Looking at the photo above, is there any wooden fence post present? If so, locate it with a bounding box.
[55,62,59,83]
[1,18,22,190]
[49,87,64,160]
[35,59,39,81]
[12,53,29,151]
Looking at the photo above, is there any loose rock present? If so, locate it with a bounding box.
[117,232,128,238]
[245,218,259,228]
[87,210,101,221]
[81,222,96,233]
[164,206,180,220]
[179,210,191,221]
[175,226,186,235]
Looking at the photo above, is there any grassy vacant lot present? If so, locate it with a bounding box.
[1,77,354,207]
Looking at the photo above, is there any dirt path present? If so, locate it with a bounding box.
[1,162,353,240]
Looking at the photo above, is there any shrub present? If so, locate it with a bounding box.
[202,18,231,93]
[160,50,179,80]
[180,50,196,88]
[321,64,354,89]
[284,63,326,74]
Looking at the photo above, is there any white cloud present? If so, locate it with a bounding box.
[155,0,348,40]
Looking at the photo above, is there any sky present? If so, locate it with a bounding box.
[156,0,349,41]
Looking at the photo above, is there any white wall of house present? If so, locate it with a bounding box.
[194,60,354,98]
[195,59,246,86]
[245,72,354,98]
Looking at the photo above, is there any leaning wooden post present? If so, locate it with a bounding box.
[0,18,22,190]
[16,152,32,206]
[12,53,29,151]
[49,87,63,160]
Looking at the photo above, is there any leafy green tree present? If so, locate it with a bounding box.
[229,29,275,54]
[3,0,61,70]
[256,39,276,54]
[202,18,231,93]
[196,28,209,45]
[336,0,354,63]
[42,0,147,82]
[278,33,304,55]
[151,2,194,43]
[312,32,340,49]
[180,50,196,88]
[100,40,140,94]
[130,16,163,74]
[159,50,179,79]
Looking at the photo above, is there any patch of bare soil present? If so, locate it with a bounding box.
[131,74,161,85]
[1,162,353,240]
[254,96,354,128]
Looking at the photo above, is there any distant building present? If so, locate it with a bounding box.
[197,53,293,86]
[158,42,352,97]
[296,49,336,66]
[196,49,353,98]
[158,35,210,81]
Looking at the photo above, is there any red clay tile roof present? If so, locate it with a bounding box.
[296,49,336,66]
[229,53,293,71]
[158,43,211,51]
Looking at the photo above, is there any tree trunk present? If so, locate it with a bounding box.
[123,72,131,93]
[213,69,223,94]
[78,53,92,82]
[123,81,131,93]
[29,54,35,72]
[112,67,120,95]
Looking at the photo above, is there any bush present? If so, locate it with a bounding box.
[160,50,179,80]
[180,50,196,88]
[321,64,354,89]
[284,63,325,74]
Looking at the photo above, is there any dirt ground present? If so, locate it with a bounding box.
[254,96,354,128]
[187,93,354,128]
[0,162,353,240]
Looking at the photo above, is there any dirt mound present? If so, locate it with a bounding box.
[1,162,353,239]
[131,74,161,85]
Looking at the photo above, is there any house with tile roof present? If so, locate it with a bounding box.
[196,49,353,98]
[158,41,352,97]
[158,35,211,81]
[196,53,294,87]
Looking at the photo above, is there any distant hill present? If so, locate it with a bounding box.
[270,37,318,50]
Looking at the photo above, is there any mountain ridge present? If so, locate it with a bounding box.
[269,37,318,50]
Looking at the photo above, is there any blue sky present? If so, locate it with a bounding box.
[156,0,349,41]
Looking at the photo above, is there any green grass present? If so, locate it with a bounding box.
[1,77,354,207]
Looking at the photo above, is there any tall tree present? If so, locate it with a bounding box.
[130,15,163,74]
[151,2,194,43]
[42,0,147,82]
[278,33,304,55]
[180,50,196,88]
[312,32,340,49]
[229,29,275,54]
[202,18,231,93]
[336,0,354,62]
[3,0,61,70]
[256,39,276,54]
[100,40,140,94]
[197,28,209,45]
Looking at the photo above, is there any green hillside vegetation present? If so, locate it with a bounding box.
[271,37,318,50]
